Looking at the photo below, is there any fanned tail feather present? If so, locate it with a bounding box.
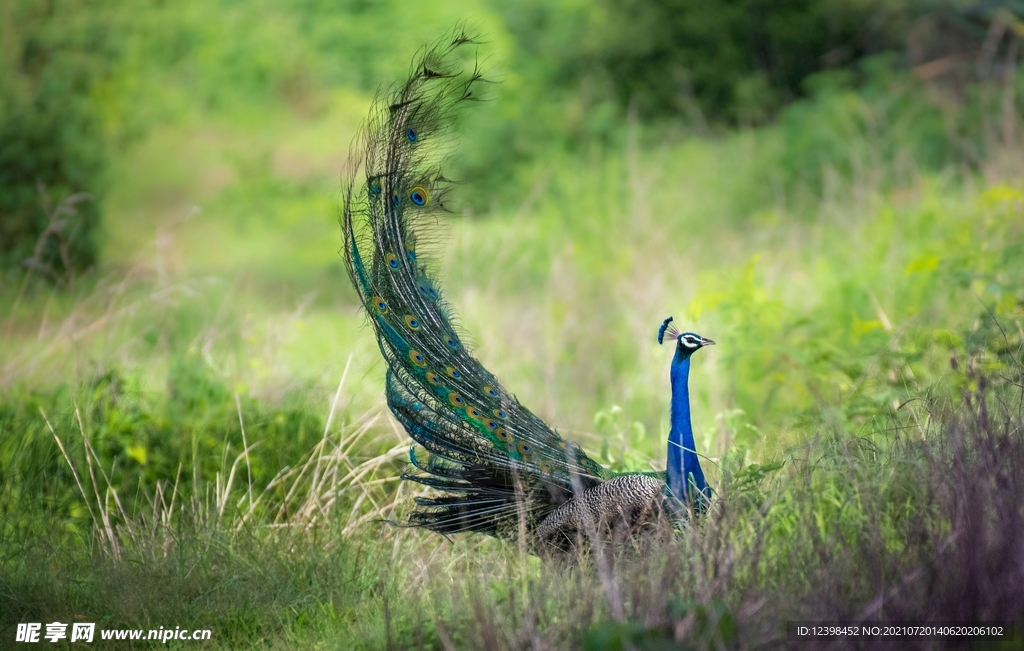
[341,27,613,539]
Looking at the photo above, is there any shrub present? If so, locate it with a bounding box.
[0,0,119,278]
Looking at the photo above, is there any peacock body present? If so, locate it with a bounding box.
[341,29,714,552]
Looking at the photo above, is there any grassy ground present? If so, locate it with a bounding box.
[3,6,1024,649]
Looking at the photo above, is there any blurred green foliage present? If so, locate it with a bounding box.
[0,362,327,545]
[0,0,118,277]
[0,0,498,276]
[556,0,940,123]
[456,0,1024,206]
[5,0,1021,265]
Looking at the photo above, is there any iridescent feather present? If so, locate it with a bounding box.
[341,28,617,542]
[342,29,715,552]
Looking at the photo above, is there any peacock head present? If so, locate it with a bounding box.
[657,317,714,359]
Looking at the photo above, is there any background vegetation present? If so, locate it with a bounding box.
[2,0,1023,648]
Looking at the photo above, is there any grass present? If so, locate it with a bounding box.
[3,357,1022,649]
[3,9,1024,647]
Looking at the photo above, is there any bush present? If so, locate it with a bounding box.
[0,0,120,279]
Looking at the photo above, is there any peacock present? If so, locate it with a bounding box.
[341,29,714,551]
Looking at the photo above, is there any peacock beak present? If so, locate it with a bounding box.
[701,337,716,346]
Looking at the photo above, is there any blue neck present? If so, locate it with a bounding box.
[667,349,708,503]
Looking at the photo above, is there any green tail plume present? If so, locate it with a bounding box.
[341,27,614,538]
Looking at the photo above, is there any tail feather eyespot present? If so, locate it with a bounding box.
[493,409,508,419]
[445,366,461,379]
[495,428,510,442]
[407,128,418,142]
[372,297,389,314]
[410,186,430,206]
[409,350,427,366]
[448,392,465,407]
[404,315,421,330]
[385,252,400,269]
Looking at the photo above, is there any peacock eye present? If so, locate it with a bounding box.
[409,186,430,206]
[407,128,418,142]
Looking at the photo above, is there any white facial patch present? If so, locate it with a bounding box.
[680,335,700,348]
